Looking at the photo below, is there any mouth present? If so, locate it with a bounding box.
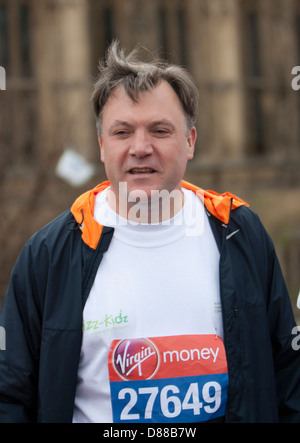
[128,168,156,175]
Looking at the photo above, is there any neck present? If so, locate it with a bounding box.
[107,187,185,224]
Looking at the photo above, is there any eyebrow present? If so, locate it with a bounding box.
[109,121,133,132]
[149,120,176,131]
[109,119,176,132]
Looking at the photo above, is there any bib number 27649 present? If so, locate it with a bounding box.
[111,374,227,423]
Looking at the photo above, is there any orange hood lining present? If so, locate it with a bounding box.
[70,180,248,250]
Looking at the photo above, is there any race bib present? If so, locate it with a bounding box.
[108,334,228,423]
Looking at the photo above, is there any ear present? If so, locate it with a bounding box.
[187,127,197,160]
[98,135,105,163]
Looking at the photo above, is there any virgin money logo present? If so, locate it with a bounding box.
[113,338,160,381]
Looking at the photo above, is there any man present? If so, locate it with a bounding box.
[0,41,299,423]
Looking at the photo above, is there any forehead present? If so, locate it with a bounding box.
[101,81,186,126]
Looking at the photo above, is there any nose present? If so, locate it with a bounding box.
[129,129,153,158]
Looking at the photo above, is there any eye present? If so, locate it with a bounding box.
[155,129,167,134]
[152,128,170,137]
[113,129,131,138]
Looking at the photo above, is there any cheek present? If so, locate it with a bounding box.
[166,142,190,168]
[100,144,126,180]
[99,143,117,165]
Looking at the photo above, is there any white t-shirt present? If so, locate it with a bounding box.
[72,188,227,423]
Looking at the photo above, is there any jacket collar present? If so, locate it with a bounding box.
[182,180,248,226]
[70,180,248,249]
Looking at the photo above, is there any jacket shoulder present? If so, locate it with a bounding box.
[9,210,83,286]
[231,203,267,230]
[26,210,78,251]
[229,204,277,264]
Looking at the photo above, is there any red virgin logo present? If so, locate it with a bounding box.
[113,338,160,381]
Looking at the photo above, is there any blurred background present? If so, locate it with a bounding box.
[0,0,299,319]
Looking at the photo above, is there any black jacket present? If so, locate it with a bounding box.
[0,180,299,423]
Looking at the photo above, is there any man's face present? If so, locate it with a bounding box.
[98,80,196,208]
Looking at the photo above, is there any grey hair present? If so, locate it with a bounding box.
[91,40,198,135]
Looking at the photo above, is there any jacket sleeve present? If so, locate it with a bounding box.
[265,231,300,422]
[0,238,46,422]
